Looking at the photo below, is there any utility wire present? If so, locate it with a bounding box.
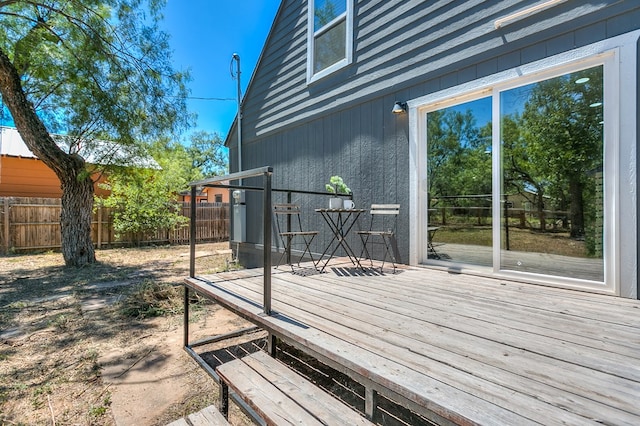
[178,96,235,101]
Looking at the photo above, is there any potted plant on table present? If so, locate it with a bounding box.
[325,175,351,209]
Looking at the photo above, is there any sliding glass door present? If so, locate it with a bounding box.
[426,97,492,267]
[499,66,604,281]
[424,63,605,284]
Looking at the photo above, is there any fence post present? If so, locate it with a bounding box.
[97,206,103,249]
[2,198,9,254]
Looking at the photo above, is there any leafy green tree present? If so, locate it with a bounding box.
[96,165,188,244]
[0,1,189,266]
[98,132,227,242]
[427,108,491,208]
[185,131,228,177]
[501,113,552,229]
[504,67,603,239]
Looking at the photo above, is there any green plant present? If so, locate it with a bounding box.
[89,395,111,418]
[325,176,351,195]
[31,384,52,409]
[49,313,71,330]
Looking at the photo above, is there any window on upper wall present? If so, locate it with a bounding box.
[307,0,352,83]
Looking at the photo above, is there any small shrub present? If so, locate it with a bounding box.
[49,313,70,330]
[89,395,111,418]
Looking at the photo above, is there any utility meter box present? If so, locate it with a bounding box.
[232,189,245,204]
[232,190,246,243]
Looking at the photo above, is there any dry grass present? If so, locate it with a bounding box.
[434,225,589,258]
[0,242,242,425]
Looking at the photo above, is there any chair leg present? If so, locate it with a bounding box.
[294,236,312,269]
[381,235,398,274]
[358,234,375,270]
[302,235,318,271]
[275,239,289,270]
[277,235,319,272]
[389,234,401,264]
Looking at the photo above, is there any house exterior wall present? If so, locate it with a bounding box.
[236,1,640,141]
[0,156,63,198]
[204,186,230,204]
[0,155,111,198]
[230,0,639,297]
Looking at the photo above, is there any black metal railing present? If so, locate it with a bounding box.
[187,166,352,316]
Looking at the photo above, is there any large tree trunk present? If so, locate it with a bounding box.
[0,48,96,266]
[60,173,96,266]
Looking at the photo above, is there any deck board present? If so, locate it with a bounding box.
[185,264,640,425]
[279,273,640,377]
[216,273,640,422]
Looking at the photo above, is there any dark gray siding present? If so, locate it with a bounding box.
[231,0,640,265]
[239,0,640,140]
[237,95,409,262]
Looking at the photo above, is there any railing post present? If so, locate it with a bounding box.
[263,171,272,315]
[190,186,197,278]
[286,191,292,265]
[184,286,190,347]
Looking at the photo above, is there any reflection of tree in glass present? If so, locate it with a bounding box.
[314,0,339,28]
[503,66,603,252]
[313,0,346,73]
[427,108,492,211]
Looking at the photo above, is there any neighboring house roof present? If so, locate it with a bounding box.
[179,187,207,198]
[179,181,230,196]
[0,126,33,157]
[0,126,160,169]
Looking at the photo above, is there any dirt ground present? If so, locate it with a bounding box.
[0,242,253,425]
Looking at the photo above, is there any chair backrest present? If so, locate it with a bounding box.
[273,203,304,234]
[274,204,302,216]
[370,204,400,216]
[367,204,400,232]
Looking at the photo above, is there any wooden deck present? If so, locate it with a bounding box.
[184,261,640,425]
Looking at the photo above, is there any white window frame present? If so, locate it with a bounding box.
[408,30,639,297]
[307,0,353,84]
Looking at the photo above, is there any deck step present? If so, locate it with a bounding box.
[217,350,374,425]
[166,404,229,426]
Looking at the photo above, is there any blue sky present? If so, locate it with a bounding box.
[160,0,281,141]
[0,1,281,142]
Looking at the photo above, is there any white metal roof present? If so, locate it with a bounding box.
[0,126,36,157]
[0,126,159,169]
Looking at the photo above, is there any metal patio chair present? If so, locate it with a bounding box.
[357,204,401,273]
[273,204,319,272]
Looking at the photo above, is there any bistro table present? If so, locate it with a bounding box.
[315,208,367,272]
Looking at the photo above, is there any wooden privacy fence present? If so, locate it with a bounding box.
[0,197,229,254]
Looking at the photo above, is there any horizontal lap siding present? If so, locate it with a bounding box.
[241,2,307,142]
[0,157,62,198]
[235,0,640,260]
[241,1,640,140]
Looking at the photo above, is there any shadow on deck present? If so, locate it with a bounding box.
[183,258,640,425]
